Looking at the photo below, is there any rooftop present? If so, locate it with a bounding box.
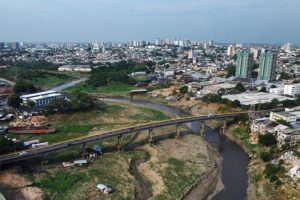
[222,92,294,105]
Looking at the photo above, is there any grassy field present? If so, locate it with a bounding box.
[11,102,170,145]
[65,82,135,94]
[0,66,76,89]
[34,151,149,200]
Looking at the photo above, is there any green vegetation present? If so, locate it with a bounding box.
[276,119,292,128]
[129,107,170,121]
[0,135,24,155]
[0,65,75,89]
[179,85,188,94]
[34,171,89,198]
[235,82,246,93]
[154,157,201,200]
[65,82,134,94]
[260,151,273,162]
[147,83,172,92]
[35,124,94,144]
[87,61,151,88]
[34,151,148,199]
[264,163,284,185]
[231,125,257,154]
[226,65,236,78]
[45,92,95,114]
[259,133,277,146]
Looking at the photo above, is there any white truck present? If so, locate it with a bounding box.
[32,142,49,148]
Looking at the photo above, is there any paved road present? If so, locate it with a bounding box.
[0,78,15,86]
[0,113,242,164]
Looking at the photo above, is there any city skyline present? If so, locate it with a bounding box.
[0,0,300,43]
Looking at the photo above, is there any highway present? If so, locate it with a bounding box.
[0,113,243,165]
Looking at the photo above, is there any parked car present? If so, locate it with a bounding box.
[208,112,216,117]
[19,151,28,156]
[96,184,113,195]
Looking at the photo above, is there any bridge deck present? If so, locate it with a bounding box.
[0,113,244,164]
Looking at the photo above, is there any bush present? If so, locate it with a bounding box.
[179,86,188,94]
[259,133,277,146]
[260,151,273,162]
[264,163,279,178]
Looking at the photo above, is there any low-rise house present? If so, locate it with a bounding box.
[290,166,300,180]
[20,91,63,107]
[58,65,91,72]
[277,128,300,147]
[187,82,201,93]
[270,112,297,124]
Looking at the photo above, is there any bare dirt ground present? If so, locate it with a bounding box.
[138,134,213,199]
[0,168,43,200]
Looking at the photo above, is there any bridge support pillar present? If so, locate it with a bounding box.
[199,121,205,137]
[176,123,181,138]
[117,135,123,151]
[82,143,87,158]
[148,128,154,145]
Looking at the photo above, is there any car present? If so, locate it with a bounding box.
[19,151,28,156]
[96,184,113,195]
[208,112,216,117]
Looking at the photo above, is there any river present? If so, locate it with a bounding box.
[54,78,249,200]
[104,98,249,200]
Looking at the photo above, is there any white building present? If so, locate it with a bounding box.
[58,65,91,72]
[269,111,297,124]
[277,128,300,147]
[227,45,236,57]
[222,92,294,106]
[20,91,63,106]
[284,83,300,96]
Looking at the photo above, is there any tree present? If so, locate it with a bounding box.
[259,133,277,146]
[201,94,222,103]
[7,94,21,108]
[226,65,236,78]
[276,119,292,128]
[270,85,277,89]
[179,86,188,94]
[259,87,267,92]
[235,82,246,93]
[264,163,279,178]
[260,151,273,162]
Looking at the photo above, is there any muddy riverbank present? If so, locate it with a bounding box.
[104,97,249,200]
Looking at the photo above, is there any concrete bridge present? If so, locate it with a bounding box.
[0,112,245,165]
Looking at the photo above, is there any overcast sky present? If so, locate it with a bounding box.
[0,0,299,43]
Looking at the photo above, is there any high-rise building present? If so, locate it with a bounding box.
[250,48,261,60]
[227,45,236,57]
[188,49,194,59]
[209,40,215,47]
[235,51,253,79]
[258,52,277,81]
[0,42,4,49]
[282,43,292,52]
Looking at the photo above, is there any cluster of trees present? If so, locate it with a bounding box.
[276,119,292,128]
[7,82,38,108]
[264,162,284,186]
[0,135,24,155]
[87,61,152,88]
[258,132,277,146]
[201,94,241,108]
[45,93,94,114]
